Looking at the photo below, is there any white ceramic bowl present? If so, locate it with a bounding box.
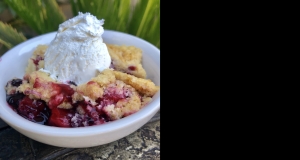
[0,30,160,148]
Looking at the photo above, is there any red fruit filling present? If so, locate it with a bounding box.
[32,55,43,65]
[48,107,74,127]
[31,55,44,70]
[47,83,75,109]
[6,80,133,128]
[128,66,136,71]
[18,96,50,125]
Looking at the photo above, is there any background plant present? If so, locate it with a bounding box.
[71,0,160,48]
[0,0,160,56]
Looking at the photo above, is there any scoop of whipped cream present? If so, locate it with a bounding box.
[43,12,111,85]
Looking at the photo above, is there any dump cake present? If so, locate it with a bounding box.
[4,12,159,128]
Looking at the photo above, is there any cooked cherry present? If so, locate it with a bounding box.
[128,66,136,71]
[48,83,75,109]
[17,96,50,125]
[48,108,73,127]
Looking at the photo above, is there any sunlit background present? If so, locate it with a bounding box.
[0,0,160,56]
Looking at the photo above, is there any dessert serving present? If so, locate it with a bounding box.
[4,12,159,128]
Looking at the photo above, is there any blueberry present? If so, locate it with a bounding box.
[6,93,25,109]
[11,79,23,87]
[68,81,77,86]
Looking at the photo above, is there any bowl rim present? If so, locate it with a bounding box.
[0,30,160,137]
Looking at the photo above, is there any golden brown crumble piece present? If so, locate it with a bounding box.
[106,44,147,78]
[112,70,159,97]
[25,45,47,75]
[141,96,153,107]
[102,80,142,120]
[18,71,57,102]
[57,102,73,109]
[76,81,104,101]
[72,92,84,103]
[91,69,116,87]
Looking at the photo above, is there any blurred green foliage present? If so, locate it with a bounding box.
[71,0,160,48]
[4,0,66,34]
[0,0,160,56]
[0,21,26,49]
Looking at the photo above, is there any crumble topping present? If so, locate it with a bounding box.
[5,44,159,128]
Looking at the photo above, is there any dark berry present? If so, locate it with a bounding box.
[68,81,77,86]
[109,61,115,69]
[6,93,25,109]
[100,114,110,122]
[11,79,23,87]
[17,96,50,125]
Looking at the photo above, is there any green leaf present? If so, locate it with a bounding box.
[129,0,160,48]
[70,0,160,49]
[3,0,66,34]
[0,21,27,49]
[71,0,131,32]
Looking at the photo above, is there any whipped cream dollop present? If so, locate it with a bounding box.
[44,12,111,85]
